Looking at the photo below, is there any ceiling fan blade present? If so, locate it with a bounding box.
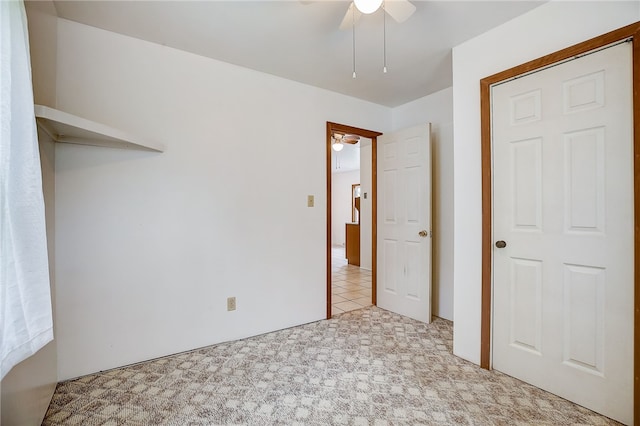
[344,135,361,144]
[339,2,362,30]
[384,0,416,23]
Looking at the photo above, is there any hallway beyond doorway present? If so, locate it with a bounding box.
[331,245,372,315]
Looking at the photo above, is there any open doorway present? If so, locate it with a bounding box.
[326,122,382,318]
[331,141,369,315]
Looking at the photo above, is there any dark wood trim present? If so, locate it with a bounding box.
[327,122,383,140]
[480,77,492,370]
[632,25,640,426]
[326,122,382,319]
[479,22,640,422]
[326,122,333,319]
[372,136,378,305]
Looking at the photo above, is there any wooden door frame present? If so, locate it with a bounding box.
[326,122,382,318]
[479,22,640,422]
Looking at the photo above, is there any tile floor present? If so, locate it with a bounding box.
[331,245,372,315]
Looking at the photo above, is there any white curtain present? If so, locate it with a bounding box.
[0,0,53,380]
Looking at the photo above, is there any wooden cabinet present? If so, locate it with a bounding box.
[345,223,360,266]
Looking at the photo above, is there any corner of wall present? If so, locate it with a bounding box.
[25,0,58,107]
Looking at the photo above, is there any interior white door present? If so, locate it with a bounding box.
[377,124,432,323]
[492,42,633,424]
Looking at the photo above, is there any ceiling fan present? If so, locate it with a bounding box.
[332,133,361,151]
[339,0,416,30]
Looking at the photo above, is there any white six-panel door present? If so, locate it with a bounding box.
[377,124,432,323]
[492,42,633,424]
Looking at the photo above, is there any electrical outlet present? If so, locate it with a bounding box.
[227,297,236,311]
[307,195,314,207]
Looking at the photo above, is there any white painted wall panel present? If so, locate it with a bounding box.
[563,71,604,115]
[405,241,422,299]
[511,138,542,231]
[54,18,390,380]
[564,128,605,233]
[510,90,541,125]
[509,258,542,354]
[383,170,398,223]
[332,169,360,247]
[563,264,605,375]
[383,240,398,294]
[359,144,372,270]
[404,166,420,224]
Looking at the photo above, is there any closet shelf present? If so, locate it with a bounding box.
[34,105,164,152]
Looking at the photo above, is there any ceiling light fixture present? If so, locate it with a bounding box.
[332,134,345,152]
[354,0,383,14]
[351,0,388,78]
[382,0,387,73]
[352,4,356,79]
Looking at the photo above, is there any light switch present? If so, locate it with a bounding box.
[363,192,367,199]
[307,195,314,207]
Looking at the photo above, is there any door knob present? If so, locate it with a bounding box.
[495,240,507,248]
[418,230,429,238]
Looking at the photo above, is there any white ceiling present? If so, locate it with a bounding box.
[50,0,544,107]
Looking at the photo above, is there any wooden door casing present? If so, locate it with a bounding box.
[326,122,382,318]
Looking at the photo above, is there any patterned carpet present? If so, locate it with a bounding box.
[43,307,619,425]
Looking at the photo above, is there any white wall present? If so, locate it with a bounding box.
[54,18,391,380]
[359,144,372,270]
[451,1,640,364]
[392,87,454,321]
[331,169,360,246]
[25,0,57,107]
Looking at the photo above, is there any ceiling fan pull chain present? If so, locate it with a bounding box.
[383,0,387,73]
[352,3,357,79]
